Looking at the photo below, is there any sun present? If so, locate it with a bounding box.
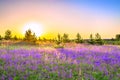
[23,22,44,37]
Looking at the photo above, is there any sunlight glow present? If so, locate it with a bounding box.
[22,22,44,37]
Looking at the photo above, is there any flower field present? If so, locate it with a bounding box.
[0,44,120,80]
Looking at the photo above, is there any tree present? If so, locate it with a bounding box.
[89,34,95,44]
[5,30,12,40]
[95,33,104,45]
[56,33,61,45]
[57,33,61,42]
[90,34,93,40]
[43,37,46,42]
[95,33,101,41]
[13,35,18,40]
[32,33,37,42]
[76,33,81,43]
[0,35,2,40]
[62,33,69,43]
[116,34,120,40]
[24,29,32,41]
[24,29,37,42]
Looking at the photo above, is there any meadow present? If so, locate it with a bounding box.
[0,0,120,79]
[0,42,120,80]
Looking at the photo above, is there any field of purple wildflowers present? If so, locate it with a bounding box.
[0,44,120,80]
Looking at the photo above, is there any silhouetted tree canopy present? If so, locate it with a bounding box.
[0,35,2,40]
[62,33,69,43]
[76,33,81,43]
[0,28,109,45]
[95,33,104,45]
[95,33,101,41]
[89,34,95,44]
[4,30,12,40]
[56,33,61,45]
[57,33,61,42]
[90,34,93,40]
[116,34,120,40]
[24,29,37,42]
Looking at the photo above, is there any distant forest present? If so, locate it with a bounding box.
[0,29,120,45]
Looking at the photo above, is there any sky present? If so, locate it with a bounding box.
[0,0,120,39]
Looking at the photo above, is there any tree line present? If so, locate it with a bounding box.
[0,29,120,45]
